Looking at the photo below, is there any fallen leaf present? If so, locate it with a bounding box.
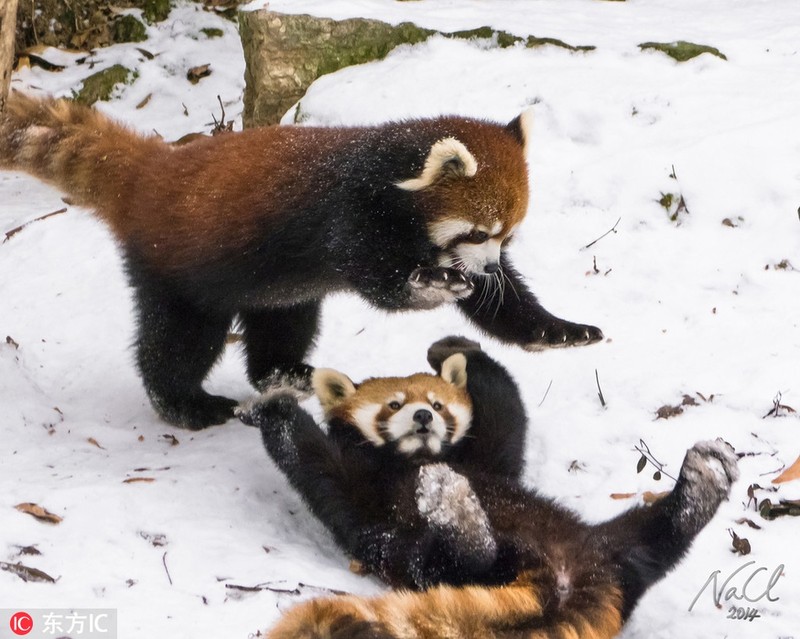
[729,529,751,555]
[735,518,762,530]
[610,492,636,500]
[642,490,670,504]
[161,434,180,446]
[14,545,42,556]
[772,455,800,484]
[87,437,106,450]
[0,561,56,583]
[136,93,153,109]
[187,64,211,84]
[655,404,683,419]
[139,531,167,547]
[14,503,62,524]
[123,477,155,484]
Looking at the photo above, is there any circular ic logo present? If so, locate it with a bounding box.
[10,611,33,636]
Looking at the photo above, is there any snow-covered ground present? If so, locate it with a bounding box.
[1,1,799,637]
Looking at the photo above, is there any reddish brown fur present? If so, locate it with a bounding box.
[267,572,623,639]
[417,120,529,235]
[0,94,528,274]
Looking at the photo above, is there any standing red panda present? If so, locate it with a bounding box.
[0,94,602,429]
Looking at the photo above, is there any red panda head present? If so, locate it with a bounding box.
[312,355,472,458]
[397,110,533,276]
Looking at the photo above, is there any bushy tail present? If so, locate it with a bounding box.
[268,574,623,639]
[0,92,164,222]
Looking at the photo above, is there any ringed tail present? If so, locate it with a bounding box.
[267,574,623,639]
[0,92,164,229]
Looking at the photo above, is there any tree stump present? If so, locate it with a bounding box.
[1,0,19,112]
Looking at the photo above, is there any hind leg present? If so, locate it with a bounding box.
[597,439,739,619]
[134,282,236,429]
[240,301,320,394]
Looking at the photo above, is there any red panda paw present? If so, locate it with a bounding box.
[407,267,474,310]
[524,320,604,351]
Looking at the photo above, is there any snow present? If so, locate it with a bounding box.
[2,1,799,637]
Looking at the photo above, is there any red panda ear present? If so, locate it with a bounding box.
[440,353,468,389]
[313,368,357,414]
[396,137,478,191]
[505,108,534,153]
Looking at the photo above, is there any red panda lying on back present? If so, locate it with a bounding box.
[1,94,601,429]
[241,336,739,639]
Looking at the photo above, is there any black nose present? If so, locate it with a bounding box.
[413,409,433,427]
[483,262,500,274]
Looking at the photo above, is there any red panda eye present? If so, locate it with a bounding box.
[471,230,489,243]
[388,401,401,410]
[432,401,443,411]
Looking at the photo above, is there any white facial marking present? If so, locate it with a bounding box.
[398,439,423,454]
[454,238,503,273]
[427,438,442,455]
[351,404,385,446]
[428,219,473,247]
[384,401,449,456]
[448,404,472,443]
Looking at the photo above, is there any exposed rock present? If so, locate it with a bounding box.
[239,10,595,127]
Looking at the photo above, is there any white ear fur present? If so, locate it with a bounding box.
[396,137,478,192]
[519,108,534,150]
[312,368,357,414]
[440,353,468,390]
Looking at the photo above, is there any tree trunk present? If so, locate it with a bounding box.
[0,0,19,113]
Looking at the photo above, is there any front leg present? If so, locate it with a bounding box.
[239,302,320,396]
[238,394,368,554]
[458,253,603,349]
[427,337,527,479]
[357,463,500,590]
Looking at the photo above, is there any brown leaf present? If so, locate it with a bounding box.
[655,404,683,419]
[729,529,751,555]
[87,437,105,450]
[123,477,155,484]
[772,455,800,484]
[15,503,62,524]
[735,518,762,530]
[187,64,212,84]
[642,490,670,504]
[139,531,167,547]
[610,492,637,500]
[0,561,56,583]
[161,434,180,446]
[14,545,41,556]
[681,394,699,406]
[136,93,153,109]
